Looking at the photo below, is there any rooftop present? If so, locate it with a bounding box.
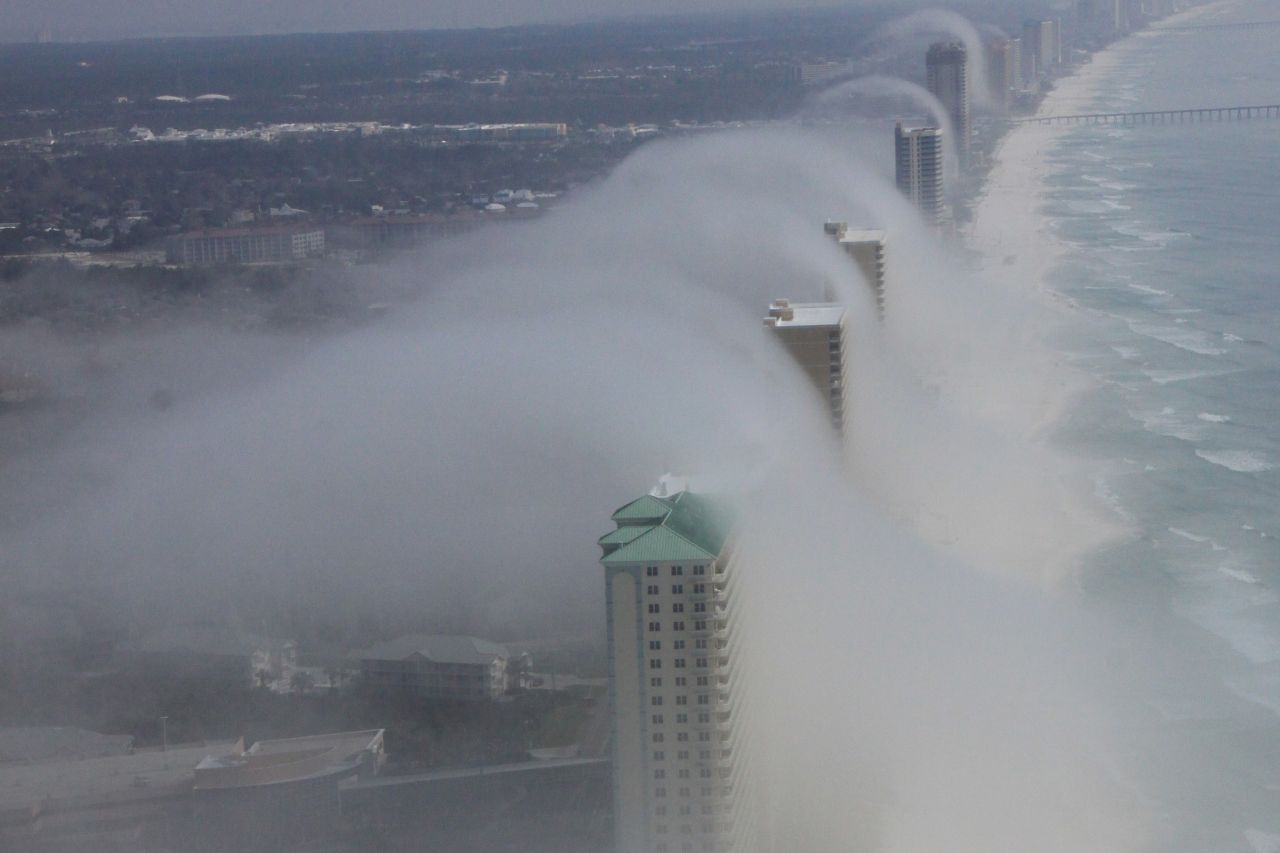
[763,299,846,329]
[838,228,886,245]
[350,635,509,665]
[600,487,733,565]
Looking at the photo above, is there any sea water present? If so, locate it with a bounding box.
[1037,1,1280,848]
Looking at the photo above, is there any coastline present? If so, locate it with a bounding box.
[964,37,1147,582]
[963,2,1236,584]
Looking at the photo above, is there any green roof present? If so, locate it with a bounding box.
[610,494,675,524]
[600,489,733,565]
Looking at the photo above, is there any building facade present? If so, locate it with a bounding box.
[764,299,848,436]
[352,635,513,700]
[825,223,887,316]
[894,122,945,224]
[925,41,970,162]
[601,483,754,853]
[166,226,325,265]
[985,37,1015,111]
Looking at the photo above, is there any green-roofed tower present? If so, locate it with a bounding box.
[601,477,759,853]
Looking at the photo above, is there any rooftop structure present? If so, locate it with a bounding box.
[764,298,848,435]
[165,225,324,266]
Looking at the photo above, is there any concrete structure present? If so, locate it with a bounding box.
[926,41,969,162]
[351,635,515,700]
[894,122,945,224]
[600,479,757,853]
[824,222,886,315]
[165,225,325,265]
[764,299,848,436]
[1021,19,1061,80]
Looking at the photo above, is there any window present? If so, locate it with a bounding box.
[699,750,711,760]
[679,805,692,816]
[676,713,689,723]
[693,603,706,613]
[651,695,664,706]
[647,585,660,595]
[673,621,686,631]
[694,620,706,631]
[695,658,708,668]
[676,695,688,705]
[650,659,662,669]
[654,769,666,779]
[673,640,685,650]
[648,603,661,614]
[674,658,686,668]
[649,621,661,632]
[651,677,663,687]
[697,695,710,705]
[678,750,690,760]
[649,640,661,650]
[697,712,710,723]
[652,732,665,743]
[672,566,684,576]
[671,584,684,594]
[672,603,685,613]
[693,583,706,593]
[647,566,659,577]
[700,768,712,778]
[698,732,711,742]
[678,768,691,779]
[693,565,705,576]
[695,639,707,649]
[696,676,708,686]
[677,732,689,742]
[652,713,664,724]
[654,750,665,761]
[655,787,667,798]
[675,676,687,687]
[656,805,667,816]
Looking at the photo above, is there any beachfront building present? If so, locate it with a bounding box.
[764,298,848,436]
[926,41,970,163]
[985,37,1016,111]
[601,479,757,853]
[894,123,945,224]
[824,222,887,316]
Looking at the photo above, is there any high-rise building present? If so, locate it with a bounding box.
[1009,36,1024,91]
[764,299,847,435]
[985,37,1015,111]
[925,41,969,162]
[823,222,887,315]
[894,122,945,224]
[600,479,753,853]
[1021,19,1061,80]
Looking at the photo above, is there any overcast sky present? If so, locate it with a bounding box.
[2,0,834,41]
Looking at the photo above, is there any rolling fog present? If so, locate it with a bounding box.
[0,120,1158,848]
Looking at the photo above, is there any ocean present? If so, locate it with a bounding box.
[1022,1,1280,848]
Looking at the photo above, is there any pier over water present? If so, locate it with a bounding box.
[1010,104,1280,126]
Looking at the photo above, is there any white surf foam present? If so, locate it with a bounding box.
[1195,449,1276,473]
[1198,412,1231,423]
[1127,320,1228,355]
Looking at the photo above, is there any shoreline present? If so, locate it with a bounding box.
[963,28,1167,582]
[964,1,1235,584]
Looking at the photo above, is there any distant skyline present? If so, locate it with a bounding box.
[2,0,867,42]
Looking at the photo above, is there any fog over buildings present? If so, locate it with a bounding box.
[0,0,1265,850]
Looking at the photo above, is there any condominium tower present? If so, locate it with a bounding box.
[764,299,848,435]
[823,222,887,315]
[894,122,945,224]
[601,480,753,853]
[925,41,970,162]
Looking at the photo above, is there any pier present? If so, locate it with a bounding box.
[1011,104,1280,126]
